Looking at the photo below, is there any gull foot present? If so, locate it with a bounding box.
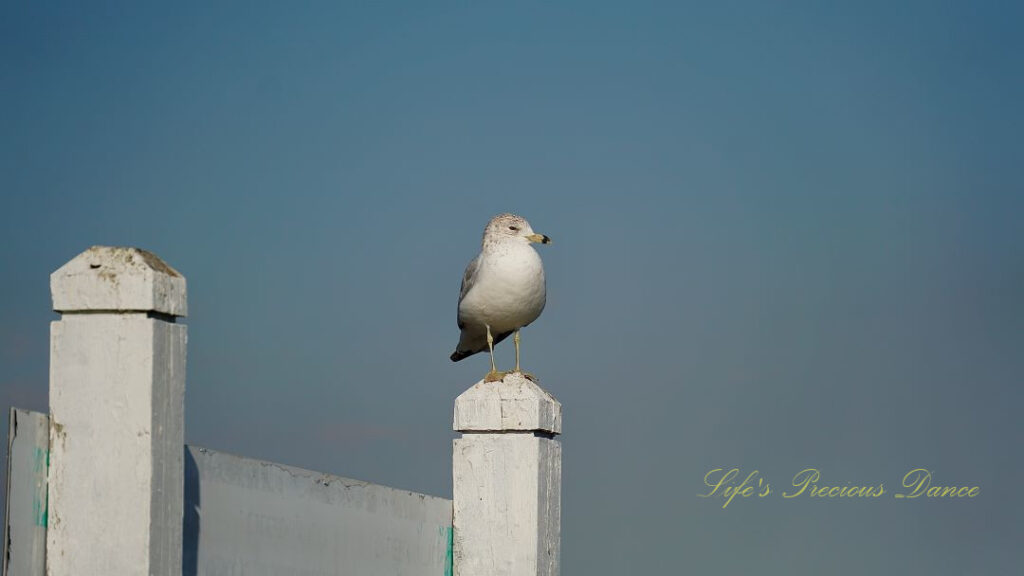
[484,370,508,383]
[512,369,537,382]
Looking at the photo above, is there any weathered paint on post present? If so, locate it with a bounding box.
[452,373,562,576]
[183,445,453,575]
[3,408,49,576]
[47,247,186,576]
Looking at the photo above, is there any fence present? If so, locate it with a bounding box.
[2,246,562,576]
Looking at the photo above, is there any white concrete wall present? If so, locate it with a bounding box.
[453,373,562,576]
[46,247,186,576]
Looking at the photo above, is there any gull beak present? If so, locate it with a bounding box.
[527,233,552,245]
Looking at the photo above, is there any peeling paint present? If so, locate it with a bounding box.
[444,526,454,576]
[32,448,48,527]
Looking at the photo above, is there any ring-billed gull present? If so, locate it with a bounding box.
[450,213,552,382]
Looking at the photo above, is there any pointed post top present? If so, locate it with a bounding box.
[454,372,562,435]
[50,246,187,316]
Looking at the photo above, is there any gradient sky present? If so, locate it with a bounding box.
[2,2,1022,574]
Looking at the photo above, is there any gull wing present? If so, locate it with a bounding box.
[456,254,480,329]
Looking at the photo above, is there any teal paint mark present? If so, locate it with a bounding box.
[32,446,49,527]
[441,525,453,576]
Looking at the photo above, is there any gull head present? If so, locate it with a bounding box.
[484,213,552,245]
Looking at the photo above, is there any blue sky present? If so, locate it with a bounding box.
[2,2,1022,573]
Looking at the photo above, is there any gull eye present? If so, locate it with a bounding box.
[508,225,519,231]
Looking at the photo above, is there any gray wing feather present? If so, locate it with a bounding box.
[456,254,480,328]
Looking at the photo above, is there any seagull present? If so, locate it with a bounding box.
[450,213,551,382]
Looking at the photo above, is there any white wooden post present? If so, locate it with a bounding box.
[47,246,187,576]
[452,372,562,576]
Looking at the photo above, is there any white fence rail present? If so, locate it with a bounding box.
[183,445,452,575]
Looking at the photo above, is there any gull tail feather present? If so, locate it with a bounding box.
[449,330,513,362]
[449,349,477,362]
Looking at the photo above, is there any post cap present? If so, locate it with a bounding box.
[454,372,561,434]
[51,246,187,316]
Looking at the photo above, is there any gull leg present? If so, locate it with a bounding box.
[484,325,505,382]
[514,329,521,371]
[513,329,537,382]
[487,325,497,373]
